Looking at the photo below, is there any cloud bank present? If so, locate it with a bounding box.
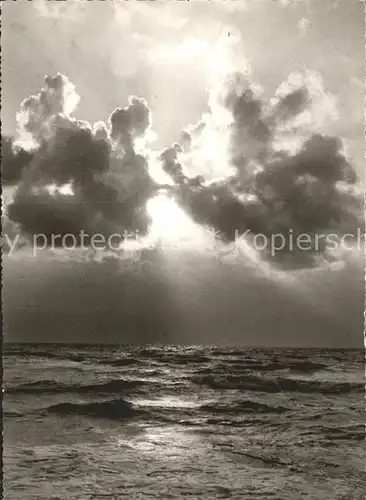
[2,41,363,268]
[3,74,157,246]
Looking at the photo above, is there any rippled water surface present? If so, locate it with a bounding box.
[4,345,365,499]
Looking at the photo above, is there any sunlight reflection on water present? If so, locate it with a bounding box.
[117,425,203,459]
[134,395,201,409]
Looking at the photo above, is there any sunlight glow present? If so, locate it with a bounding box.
[46,182,74,196]
[146,193,205,246]
[149,30,244,87]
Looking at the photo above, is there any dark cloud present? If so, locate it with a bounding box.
[109,96,151,153]
[223,71,272,166]
[4,75,158,245]
[160,142,186,184]
[270,87,310,125]
[1,136,33,185]
[2,70,363,268]
[162,70,363,267]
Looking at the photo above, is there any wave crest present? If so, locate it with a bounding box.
[6,379,148,395]
[192,374,364,394]
[46,398,142,420]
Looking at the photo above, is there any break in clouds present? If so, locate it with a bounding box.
[2,41,363,269]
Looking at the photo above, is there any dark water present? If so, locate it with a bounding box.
[3,344,365,499]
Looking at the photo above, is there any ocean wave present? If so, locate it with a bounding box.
[5,378,149,395]
[97,358,143,367]
[4,350,86,362]
[136,349,211,364]
[191,374,364,394]
[209,350,248,357]
[299,424,365,443]
[3,410,24,418]
[195,359,327,374]
[264,361,326,373]
[200,399,289,414]
[320,424,365,442]
[45,398,143,420]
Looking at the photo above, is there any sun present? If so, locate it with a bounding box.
[147,194,193,238]
[146,193,205,247]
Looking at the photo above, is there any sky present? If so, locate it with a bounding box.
[2,0,364,171]
[2,0,365,346]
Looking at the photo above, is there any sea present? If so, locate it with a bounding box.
[3,344,365,500]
